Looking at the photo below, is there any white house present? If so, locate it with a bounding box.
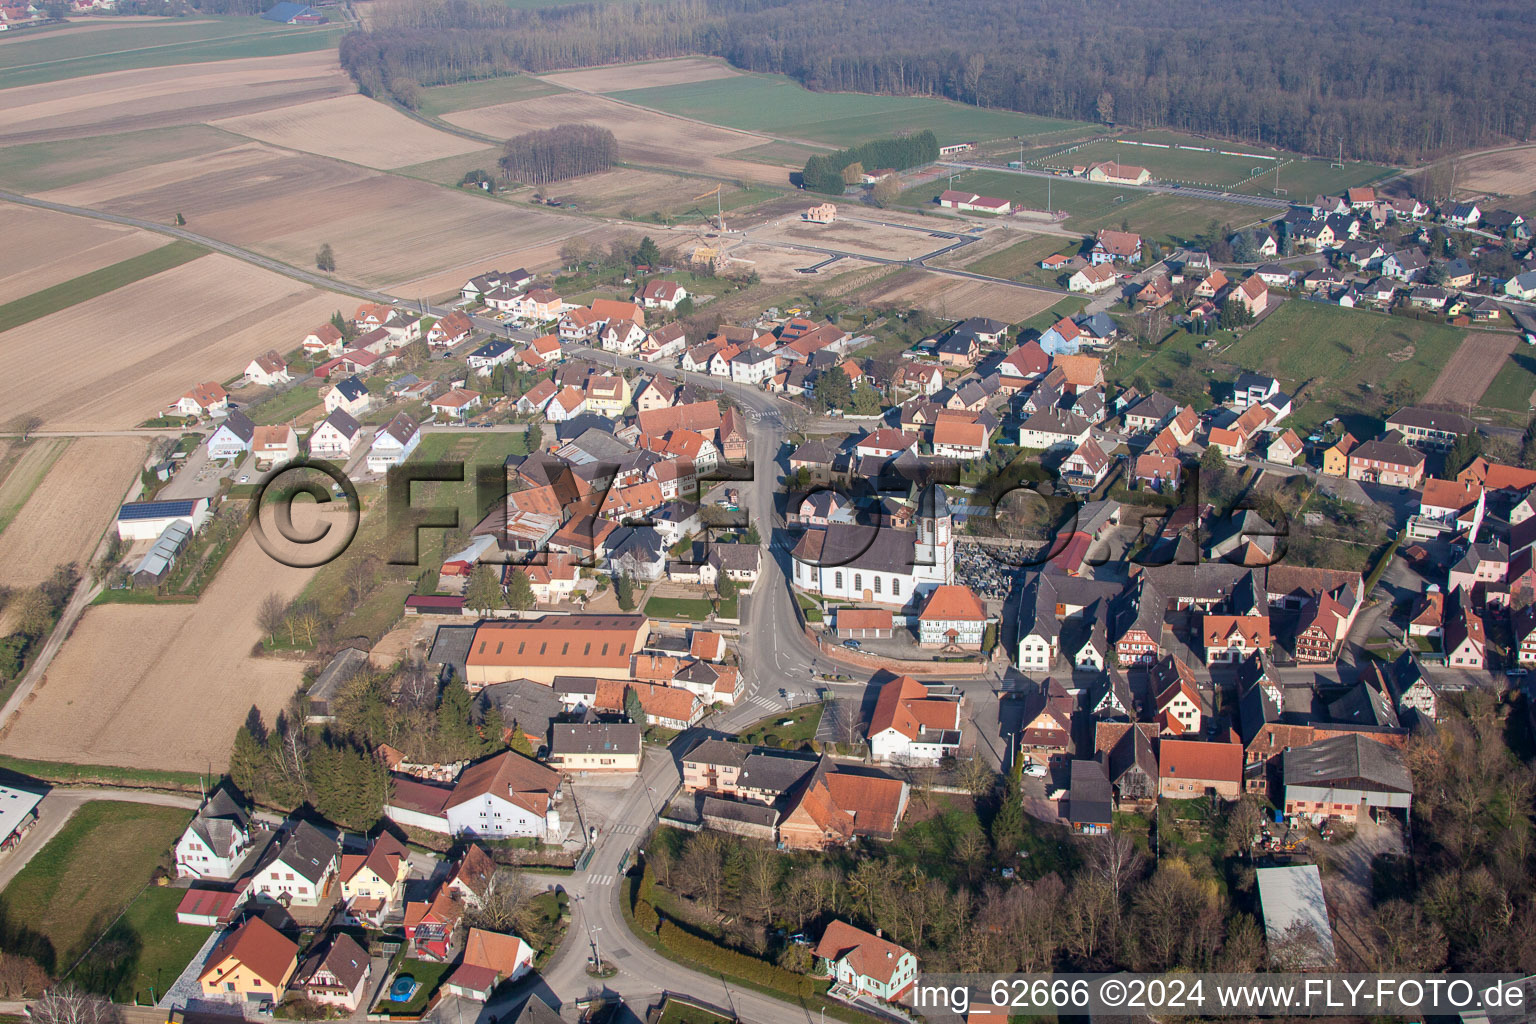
[443,752,562,840]
[429,388,483,421]
[247,821,338,908]
[467,340,516,376]
[1504,271,1536,301]
[367,412,421,473]
[1018,407,1091,452]
[813,921,918,1002]
[635,280,687,311]
[176,382,229,418]
[730,346,778,386]
[1069,264,1117,294]
[244,350,291,386]
[309,408,363,458]
[323,376,372,417]
[599,321,647,356]
[175,787,255,880]
[206,411,255,460]
[916,585,988,650]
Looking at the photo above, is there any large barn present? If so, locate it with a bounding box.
[116,497,211,542]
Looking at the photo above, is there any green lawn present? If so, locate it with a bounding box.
[0,754,203,791]
[964,234,1081,284]
[0,241,207,333]
[610,73,1089,147]
[0,18,341,89]
[656,998,735,1024]
[1224,302,1465,431]
[395,147,505,186]
[739,701,824,747]
[1047,139,1269,186]
[333,580,416,643]
[1106,130,1396,196]
[416,75,566,117]
[374,958,452,1014]
[1478,349,1536,411]
[0,801,192,975]
[246,384,321,426]
[898,169,1253,245]
[643,596,714,621]
[84,885,214,1004]
[0,125,238,193]
[726,140,830,166]
[1018,296,1088,334]
[1232,157,1396,198]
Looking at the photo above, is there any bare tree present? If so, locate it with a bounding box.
[681,833,725,911]
[0,953,47,999]
[953,747,995,797]
[741,843,780,921]
[394,654,438,709]
[257,592,288,643]
[29,988,121,1024]
[466,869,529,932]
[7,415,42,441]
[837,697,863,749]
[1087,831,1145,905]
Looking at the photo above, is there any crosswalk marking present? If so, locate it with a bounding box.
[588,873,614,886]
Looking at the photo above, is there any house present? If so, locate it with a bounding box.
[198,917,298,1003]
[339,833,408,920]
[1123,392,1177,434]
[252,425,298,469]
[634,280,687,311]
[1267,429,1303,466]
[1444,588,1485,668]
[804,203,837,223]
[302,323,346,357]
[367,413,421,473]
[1446,202,1482,227]
[245,350,291,386]
[934,331,979,366]
[1087,161,1151,186]
[1135,275,1174,309]
[1382,248,1429,282]
[896,362,944,396]
[1090,229,1142,265]
[1254,264,1296,288]
[427,311,473,347]
[323,376,372,417]
[1067,759,1113,834]
[444,751,561,840]
[292,933,371,1012]
[446,929,535,1001]
[1203,614,1272,663]
[917,585,988,649]
[1504,271,1536,300]
[1019,406,1090,451]
[401,883,463,959]
[1017,679,1074,765]
[1320,433,1356,476]
[1193,269,1230,300]
[175,786,255,880]
[206,411,256,460]
[547,719,643,773]
[1347,438,1426,488]
[930,415,989,459]
[462,268,532,302]
[813,920,918,1002]
[1232,373,1279,411]
[1385,406,1476,451]
[467,339,516,375]
[1154,657,1203,735]
[1133,453,1183,492]
[1282,734,1412,824]
[1060,437,1111,490]
[1230,275,1269,318]
[176,381,230,418]
[868,675,962,763]
[1158,739,1243,800]
[248,820,339,908]
[308,408,363,459]
[1069,264,1118,293]
[730,346,778,385]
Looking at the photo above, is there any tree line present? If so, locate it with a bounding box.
[801,131,938,195]
[499,123,617,184]
[338,0,1536,162]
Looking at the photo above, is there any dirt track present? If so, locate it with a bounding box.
[1423,331,1517,406]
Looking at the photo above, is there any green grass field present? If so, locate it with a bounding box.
[94,886,214,1004]
[1047,139,1268,186]
[0,240,206,334]
[374,958,452,1014]
[1232,157,1396,198]
[964,234,1081,285]
[1479,350,1536,411]
[1224,301,1464,429]
[396,147,505,186]
[643,596,713,621]
[246,383,321,425]
[656,998,735,1024]
[739,701,824,747]
[610,73,1088,147]
[417,75,566,117]
[0,801,192,974]
[0,125,238,193]
[727,140,830,166]
[1103,130,1396,196]
[0,17,340,89]
[898,169,1254,244]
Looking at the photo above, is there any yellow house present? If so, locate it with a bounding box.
[198,918,298,1002]
[1322,433,1357,476]
[583,374,632,418]
[339,833,408,916]
[547,720,643,773]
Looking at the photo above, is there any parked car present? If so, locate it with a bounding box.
[1022,762,1048,778]
[842,639,861,650]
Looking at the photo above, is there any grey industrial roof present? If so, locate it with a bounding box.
[1282,734,1412,793]
[1068,759,1113,825]
[1256,864,1336,966]
[549,720,642,756]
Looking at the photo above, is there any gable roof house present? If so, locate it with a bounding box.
[1069,263,1118,294]
[176,381,230,419]
[1158,739,1244,800]
[444,751,562,841]
[198,917,298,1003]
[292,932,372,1011]
[207,409,256,460]
[244,350,291,386]
[813,920,919,1003]
[1282,733,1412,824]
[175,786,255,880]
[868,675,963,763]
[248,820,339,908]
[1090,229,1143,264]
[366,413,421,473]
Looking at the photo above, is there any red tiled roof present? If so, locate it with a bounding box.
[199,917,296,988]
[918,585,986,622]
[1158,738,1242,785]
[813,920,912,986]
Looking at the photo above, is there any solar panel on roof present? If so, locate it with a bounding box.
[118,500,198,521]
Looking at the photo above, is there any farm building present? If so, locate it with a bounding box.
[1086,161,1151,186]
[116,498,210,542]
[129,520,193,587]
[938,190,1011,214]
[1255,864,1336,968]
[0,782,44,852]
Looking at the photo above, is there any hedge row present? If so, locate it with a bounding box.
[655,918,818,998]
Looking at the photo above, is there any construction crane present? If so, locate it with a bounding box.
[693,184,725,231]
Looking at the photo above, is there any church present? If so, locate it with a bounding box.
[790,486,954,607]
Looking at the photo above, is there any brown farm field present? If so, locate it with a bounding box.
[211,94,485,169]
[1455,147,1536,197]
[443,93,790,184]
[39,143,592,288]
[0,51,350,146]
[0,206,164,303]
[0,253,354,430]
[849,268,1062,322]
[0,437,147,586]
[1424,331,1519,406]
[538,57,742,93]
[752,217,946,261]
[0,520,321,773]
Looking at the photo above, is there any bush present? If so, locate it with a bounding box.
[633,898,660,935]
[656,919,817,998]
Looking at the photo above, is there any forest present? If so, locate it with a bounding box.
[338,0,1536,162]
[499,123,618,184]
[801,131,938,195]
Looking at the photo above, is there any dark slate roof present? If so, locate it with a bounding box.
[549,720,642,756]
[261,821,337,885]
[190,786,250,858]
[737,749,819,794]
[683,737,749,767]
[1068,759,1113,825]
[1326,683,1400,729]
[1282,734,1412,793]
[118,499,202,521]
[335,376,368,402]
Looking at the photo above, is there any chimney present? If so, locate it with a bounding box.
[875,929,882,938]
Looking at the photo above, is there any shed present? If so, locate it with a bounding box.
[1256,864,1336,968]
[306,647,372,723]
[836,608,893,639]
[176,887,243,927]
[1067,759,1112,834]
[130,519,193,587]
